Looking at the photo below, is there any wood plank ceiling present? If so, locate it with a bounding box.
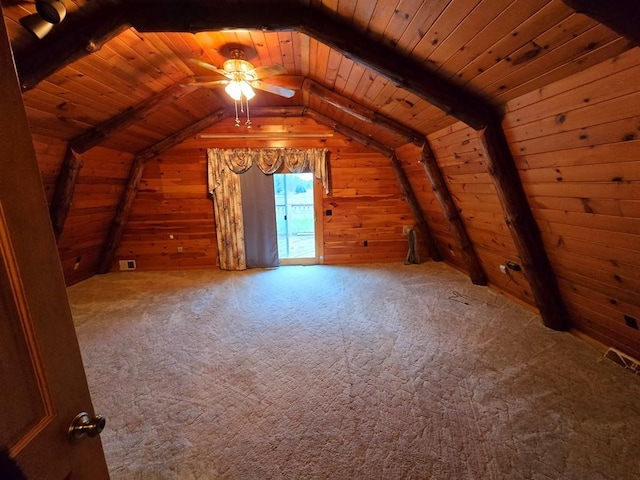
[3,0,632,155]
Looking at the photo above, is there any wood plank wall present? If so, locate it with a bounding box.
[412,124,536,305]
[32,134,67,205]
[503,47,640,358]
[112,116,419,270]
[62,146,132,284]
[114,146,217,271]
[31,134,133,284]
[396,143,457,268]
[324,147,417,264]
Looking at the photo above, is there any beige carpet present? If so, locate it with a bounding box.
[68,263,640,479]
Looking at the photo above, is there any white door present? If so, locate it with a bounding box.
[0,16,109,479]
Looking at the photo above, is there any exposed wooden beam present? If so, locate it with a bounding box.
[135,108,228,162]
[562,0,640,44]
[201,133,333,139]
[389,152,444,263]
[49,147,82,241]
[16,0,493,129]
[240,106,306,117]
[125,2,303,32]
[305,109,443,262]
[98,108,228,273]
[479,121,568,331]
[419,142,486,285]
[124,2,493,127]
[304,109,393,156]
[14,2,129,91]
[302,79,424,146]
[72,80,197,154]
[298,14,492,130]
[48,81,199,243]
[125,2,494,129]
[15,2,495,127]
[97,156,146,274]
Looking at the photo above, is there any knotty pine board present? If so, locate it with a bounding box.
[412,0,483,62]
[426,122,531,304]
[323,148,417,265]
[476,13,598,94]
[497,38,633,104]
[438,0,556,82]
[58,147,133,284]
[395,143,462,270]
[503,47,640,358]
[427,0,513,70]
[112,116,419,271]
[475,247,535,303]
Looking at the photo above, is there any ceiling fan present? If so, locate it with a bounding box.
[191,53,297,98]
[190,48,297,127]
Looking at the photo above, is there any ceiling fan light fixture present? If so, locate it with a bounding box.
[20,13,54,39]
[36,0,67,24]
[239,81,256,100]
[192,46,294,128]
[225,81,243,101]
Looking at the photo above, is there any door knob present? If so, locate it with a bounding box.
[68,412,106,440]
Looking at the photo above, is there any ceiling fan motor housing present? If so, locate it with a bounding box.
[223,59,254,77]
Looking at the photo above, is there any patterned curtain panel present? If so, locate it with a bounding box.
[206,147,329,271]
[306,148,329,195]
[207,149,246,270]
[256,149,282,174]
[207,147,330,194]
[283,148,308,172]
[221,148,254,174]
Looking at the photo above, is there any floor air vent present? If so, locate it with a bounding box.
[604,348,640,375]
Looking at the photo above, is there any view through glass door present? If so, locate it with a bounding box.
[274,173,316,263]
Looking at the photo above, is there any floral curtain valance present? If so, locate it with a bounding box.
[207,147,329,195]
[206,147,329,271]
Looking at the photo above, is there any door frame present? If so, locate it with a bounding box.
[0,15,109,479]
[275,173,324,266]
[314,177,325,265]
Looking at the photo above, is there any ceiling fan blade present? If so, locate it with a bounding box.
[259,75,305,89]
[250,80,296,98]
[189,59,229,77]
[249,64,287,80]
[193,80,230,87]
[192,76,229,83]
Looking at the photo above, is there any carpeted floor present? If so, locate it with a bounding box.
[68,262,640,479]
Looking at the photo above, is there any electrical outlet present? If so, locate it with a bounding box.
[119,260,136,271]
[506,261,522,271]
[624,314,638,330]
[177,246,184,253]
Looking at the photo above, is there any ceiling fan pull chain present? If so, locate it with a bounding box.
[234,100,240,127]
[239,90,245,114]
[245,98,252,129]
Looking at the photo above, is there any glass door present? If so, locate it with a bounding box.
[274,173,316,263]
